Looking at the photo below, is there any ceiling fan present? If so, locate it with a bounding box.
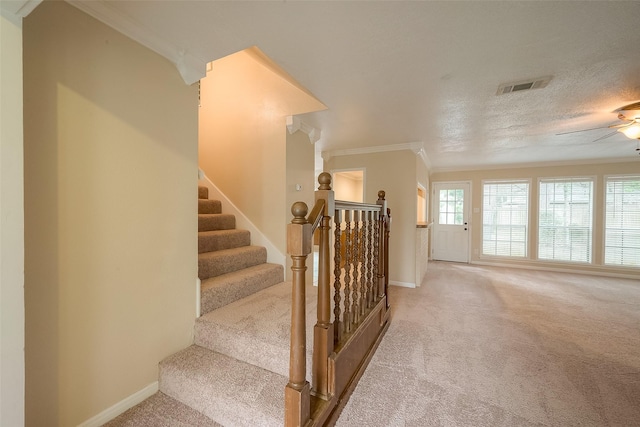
[556,101,640,144]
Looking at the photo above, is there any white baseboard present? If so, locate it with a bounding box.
[76,381,158,427]
[389,280,415,288]
[471,259,640,280]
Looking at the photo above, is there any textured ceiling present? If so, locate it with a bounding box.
[66,1,640,170]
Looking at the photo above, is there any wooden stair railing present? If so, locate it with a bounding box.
[285,172,391,427]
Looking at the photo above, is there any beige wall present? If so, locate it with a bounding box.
[285,130,316,282]
[0,11,25,427]
[431,161,640,278]
[199,48,325,256]
[332,171,364,202]
[23,2,199,425]
[326,150,419,286]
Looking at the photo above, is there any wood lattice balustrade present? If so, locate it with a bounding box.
[285,172,391,427]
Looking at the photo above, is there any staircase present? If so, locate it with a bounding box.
[105,186,308,426]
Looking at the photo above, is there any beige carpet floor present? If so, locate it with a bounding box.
[336,261,640,427]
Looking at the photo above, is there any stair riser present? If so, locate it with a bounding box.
[198,199,222,214]
[194,323,291,378]
[200,264,284,315]
[159,346,284,427]
[198,246,267,280]
[198,186,208,200]
[198,214,235,232]
[195,281,314,379]
[198,230,251,254]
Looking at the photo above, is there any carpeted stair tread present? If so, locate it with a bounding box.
[102,391,221,427]
[200,263,284,315]
[195,281,315,378]
[198,229,251,254]
[198,246,267,280]
[198,199,222,215]
[159,345,285,427]
[198,186,208,200]
[198,214,236,232]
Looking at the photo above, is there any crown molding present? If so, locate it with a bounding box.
[1,0,42,25]
[408,143,433,170]
[65,0,205,85]
[286,116,321,144]
[323,141,432,169]
[430,156,639,174]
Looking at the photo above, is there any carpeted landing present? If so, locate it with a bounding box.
[337,261,640,426]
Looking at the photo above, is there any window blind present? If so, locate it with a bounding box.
[482,181,529,257]
[605,176,640,267]
[538,178,593,263]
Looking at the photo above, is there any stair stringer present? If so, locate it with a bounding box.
[198,170,286,267]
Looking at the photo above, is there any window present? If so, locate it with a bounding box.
[482,181,529,257]
[605,176,640,267]
[438,189,464,225]
[538,178,593,263]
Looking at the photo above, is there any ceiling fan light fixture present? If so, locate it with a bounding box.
[619,123,640,139]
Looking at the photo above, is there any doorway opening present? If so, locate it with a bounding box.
[431,181,471,263]
[332,169,364,202]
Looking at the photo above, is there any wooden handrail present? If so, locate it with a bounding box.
[285,172,391,427]
[307,198,325,235]
[334,200,380,211]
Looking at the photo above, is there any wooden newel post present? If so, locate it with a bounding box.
[376,191,387,299]
[313,172,335,399]
[285,202,311,427]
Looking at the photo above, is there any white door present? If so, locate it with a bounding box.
[432,182,470,263]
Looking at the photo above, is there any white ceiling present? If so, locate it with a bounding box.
[65,1,640,170]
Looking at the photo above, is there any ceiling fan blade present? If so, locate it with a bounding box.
[592,129,620,142]
[556,124,618,135]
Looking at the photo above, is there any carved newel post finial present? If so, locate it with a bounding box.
[377,190,386,201]
[318,172,332,191]
[291,202,308,224]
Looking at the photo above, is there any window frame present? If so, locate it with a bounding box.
[481,179,531,259]
[537,176,596,264]
[603,174,640,268]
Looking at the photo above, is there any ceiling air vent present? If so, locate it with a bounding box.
[497,76,552,95]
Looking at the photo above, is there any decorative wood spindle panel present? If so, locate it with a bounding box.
[286,171,390,427]
[333,209,342,344]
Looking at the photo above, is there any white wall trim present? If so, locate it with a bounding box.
[389,280,416,288]
[76,381,158,427]
[322,141,431,166]
[430,156,636,174]
[323,142,415,160]
[471,259,640,280]
[1,13,26,426]
[0,0,42,24]
[286,116,321,144]
[413,146,432,170]
[65,0,206,85]
[199,170,286,267]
